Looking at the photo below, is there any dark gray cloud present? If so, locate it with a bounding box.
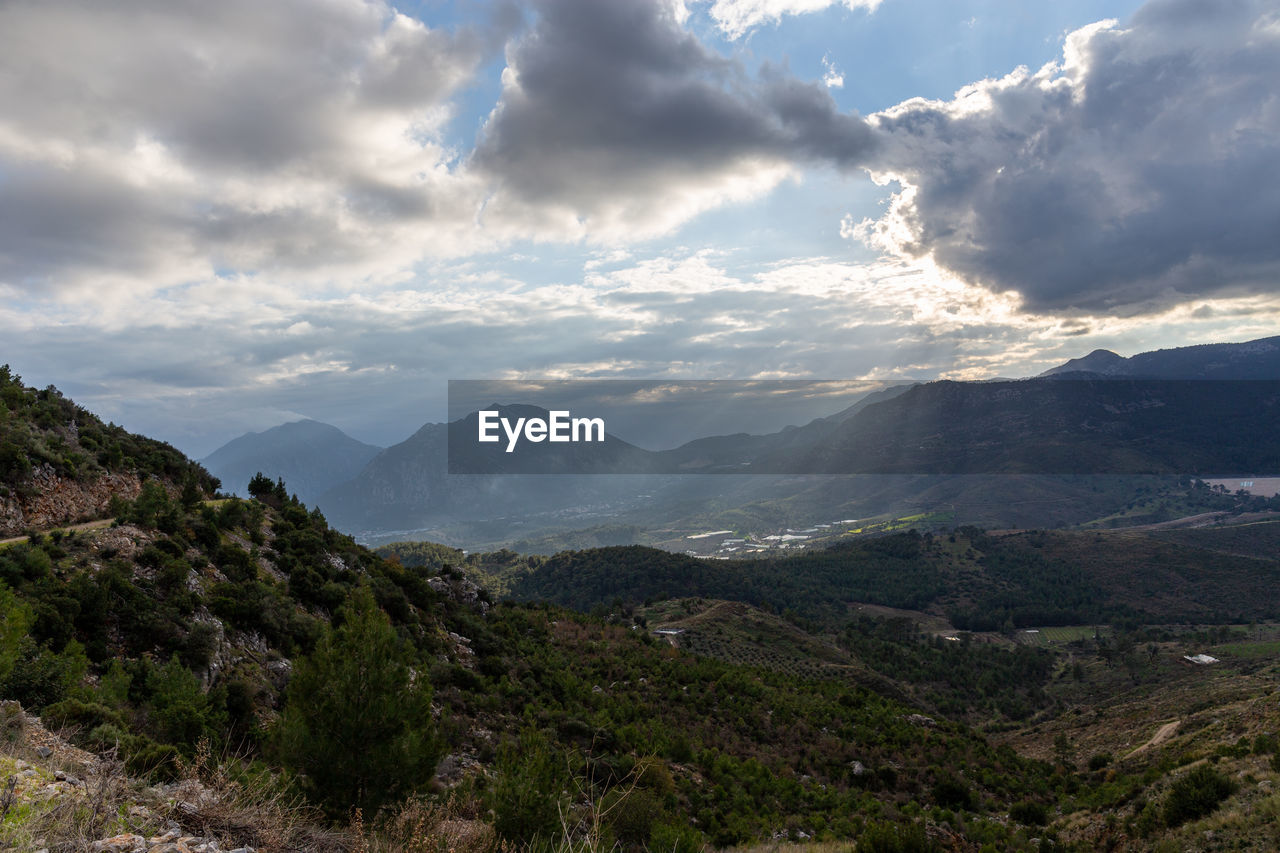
[472,0,875,236]
[858,0,1280,314]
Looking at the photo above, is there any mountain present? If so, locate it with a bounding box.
[201,419,380,505]
[774,377,1280,476]
[1042,334,1280,378]
[1043,348,1127,376]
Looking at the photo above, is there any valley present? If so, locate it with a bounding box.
[6,349,1280,851]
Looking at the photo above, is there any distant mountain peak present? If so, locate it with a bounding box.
[201,419,382,504]
[1041,349,1125,377]
[1041,335,1280,379]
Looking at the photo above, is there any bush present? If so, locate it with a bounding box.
[125,740,182,781]
[857,820,937,852]
[40,698,127,735]
[491,727,570,844]
[1162,764,1238,827]
[0,700,26,743]
[930,773,974,810]
[603,787,662,846]
[1009,800,1048,826]
[649,821,704,853]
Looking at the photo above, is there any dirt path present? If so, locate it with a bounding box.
[0,517,114,548]
[1123,720,1180,760]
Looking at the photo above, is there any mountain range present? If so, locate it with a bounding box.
[202,335,1280,547]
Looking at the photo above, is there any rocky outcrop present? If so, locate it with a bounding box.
[0,463,142,536]
[427,571,489,614]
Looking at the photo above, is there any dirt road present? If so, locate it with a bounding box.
[0,517,115,548]
[1124,720,1180,760]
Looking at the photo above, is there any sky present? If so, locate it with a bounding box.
[2,0,1278,456]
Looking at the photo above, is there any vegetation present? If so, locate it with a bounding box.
[453,523,1280,632]
[0,364,218,496]
[1161,763,1238,827]
[4,372,1280,850]
[274,586,442,817]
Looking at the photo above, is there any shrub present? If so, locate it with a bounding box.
[126,740,182,781]
[931,773,974,810]
[40,698,128,734]
[1009,800,1048,826]
[491,727,570,844]
[1162,764,1237,827]
[603,787,662,846]
[0,700,26,743]
[649,821,704,853]
[857,820,937,852]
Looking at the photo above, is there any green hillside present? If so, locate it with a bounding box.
[0,365,217,500]
[479,524,1280,631]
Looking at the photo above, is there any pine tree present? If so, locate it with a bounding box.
[274,585,441,816]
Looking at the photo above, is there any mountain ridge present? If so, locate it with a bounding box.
[1041,334,1280,378]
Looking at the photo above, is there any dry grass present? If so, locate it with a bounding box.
[163,738,349,853]
[721,843,852,853]
[0,747,162,852]
[362,794,501,853]
[2,705,673,853]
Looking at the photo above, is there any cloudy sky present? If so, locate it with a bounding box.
[3,0,1278,455]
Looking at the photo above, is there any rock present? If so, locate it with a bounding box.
[91,834,147,853]
[434,752,484,786]
[0,463,143,538]
[427,572,489,614]
[905,713,937,728]
[35,745,52,758]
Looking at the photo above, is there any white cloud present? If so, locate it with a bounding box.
[707,0,882,40]
[822,54,845,88]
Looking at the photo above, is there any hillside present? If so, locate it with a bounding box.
[0,484,1074,850]
[0,365,218,537]
[479,519,1280,630]
[201,419,381,506]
